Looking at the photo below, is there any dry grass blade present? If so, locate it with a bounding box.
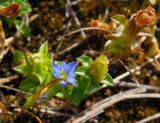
[0,74,18,84]
[66,0,86,39]
[117,81,160,92]
[22,79,62,109]
[0,85,31,95]
[66,88,144,123]
[137,112,160,123]
[66,91,160,123]
[24,110,43,123]
[118,59,142,90]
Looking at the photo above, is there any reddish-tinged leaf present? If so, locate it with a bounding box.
[89,19,116,30]
[134,5,156,27]
[0,3,20,18]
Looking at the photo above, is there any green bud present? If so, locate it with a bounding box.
[32,53,41,63]
[14,50,26,65]
[90,55,109,83]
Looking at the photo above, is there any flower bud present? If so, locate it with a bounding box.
[90,55,109,83]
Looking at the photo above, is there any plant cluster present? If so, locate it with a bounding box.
[89,5,159,62]
[13,3,160,110]
[105,5,158,58]
[14,42,113,108]
[1,0,159,113]
[0,0,31,37]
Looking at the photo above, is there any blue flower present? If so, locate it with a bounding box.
[53,61,78,87]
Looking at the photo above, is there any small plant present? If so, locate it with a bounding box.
[104,5,158,58]
[14,42,113,108]
[0,0,31,37]
[88,5,159,61]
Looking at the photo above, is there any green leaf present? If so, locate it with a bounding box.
[0,0,6,4]
[75,66,89,78]
[31,72,44,83]
[77,55,93,67]
[100,73,114,86]
[84,80,99,95]
[48,85,62,99]
[0,2,10,8]
[18,2,31,16]
[14,20,30,38]
[71,77,90,106]
[19,77,39,93]
[14,64,29,75]
[115,25,125,33]
[62,86,72,100]
[111,14,127,25]
[104,34,131,57]
[55,92,65,98]
[39,42,48,56]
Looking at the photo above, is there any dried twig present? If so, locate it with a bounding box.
[64,27,111,37]
[0,74,18,85]
[56,41,81,56]
[99,54,160,90]
[66,88,144,123]
[116,81,160,92]
[137,112,160,123]
[0,16,25,62]
[71,0,83,5]
[113,54,160,82]
[66,0,86,39]
[126,93,160,99]
[66,92,160,123]
[24,110,43,123]
[56,27,111,56]
[0,85,31,96]
[118,59,142,90]
[0,13,38,62]
[39,108,72,117]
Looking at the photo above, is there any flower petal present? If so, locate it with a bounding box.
[67,77,77,87]
[62,61,67,71]
[53,62,61,78]
[65,61,78,75]
[60,80,67,87]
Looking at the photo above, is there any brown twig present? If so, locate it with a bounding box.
[66,92,160,123]
[0,13,38,63]
[99,54,160,89]
[66,88,144,123]
[23,110,43,123]
[56,27,111,56]
[64,27,111,37]
[126,93,160,99]
[116,81,160,92]
[0,74,18,85]
[66,0,86,39]
[137,112,160,123]
[118,59,142,90]
[39,108,72,117]
[0,85,31,96]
